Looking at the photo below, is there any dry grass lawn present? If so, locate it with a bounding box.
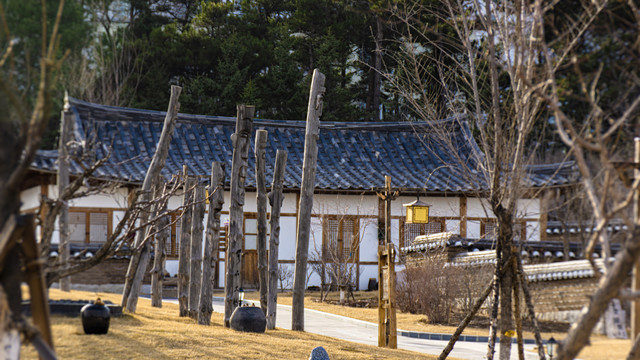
[228,290,632,360]
[20,289,437,360]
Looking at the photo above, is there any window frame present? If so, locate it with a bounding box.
[322,215,360,263]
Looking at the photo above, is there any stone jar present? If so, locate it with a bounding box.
[81,299,110,334]
[229,306,266,333]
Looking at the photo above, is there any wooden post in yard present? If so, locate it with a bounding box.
[151,178,168,308]
[378,176,397,348]
[199,162,225,325]
[255,130,269,315]
[57,102,73,292]
[189,184,206,318]
[267,150,288,330]
[292,69,326,331]
[632,138,640,339]
[178,171,195,317]
[123,85,181,313]
[224,104,255,327]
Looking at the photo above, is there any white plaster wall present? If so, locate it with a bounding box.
[360,220,379,262]
[517,198,541,219]
[467,198,493,218]
[113,211,126,233]
[166,259,178,276]
[66,187,129,208]
[308,219,323,260]
[526,221,541,241]
[392,196,459,217]
[219,255,225,286]
[312,194,378,217]
[446,219,460,235]
[167,195,183,210]
[279,216,298,260]
[20,186,41,211]
[468,220,481,239]
[359,265,377,290]
[391,218,400,248]
[281,193,297,214]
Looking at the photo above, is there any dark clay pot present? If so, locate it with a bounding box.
[81,303,110,334]
[229,306,266,333]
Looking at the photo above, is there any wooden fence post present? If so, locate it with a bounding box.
[292,69,326,331]
[57,105,73,292]
[267,150,287,330]
[199,162,225,325]
[151,178,168,308]
[224,104,255,327]
[255,130,269,315]
[178,171,195,317]
[189,184,206,318]
[122,85,181,313]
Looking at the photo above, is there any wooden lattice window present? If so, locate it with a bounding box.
[323,216,359,262]
[399,217,446,248]
[68,210,111,244]
[69,212,86,244]
[481,219,525,241]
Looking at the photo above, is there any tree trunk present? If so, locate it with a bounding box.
[151,180,168,308]
[512,258,524,360]
[515,252,546,360]
[292,69,326,331]
[497,218,514,360]
[178,173,195,317]
[198,162,225,325]
[122,85,181,313]
[372,17,383,121]
[255,130,269,315]
[267,150,287,330]
[224,104,255,327]
[189,185,206,319]
[439,279,495,360]
[57,108,73,292]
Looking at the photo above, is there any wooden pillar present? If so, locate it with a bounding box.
[378,176,397,348]
[632,138,640,339]
[459,196,467,238]
[122,85,181,313]
[267,150,287,330]
[199,162,225,325]
[178,172,195,317]
[292,69,326,331]
[224,104,255,327]
[255,130,269,315]
[57,104,73,292]
[189,184,206,318]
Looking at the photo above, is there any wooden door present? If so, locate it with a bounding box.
[242,216,258,288]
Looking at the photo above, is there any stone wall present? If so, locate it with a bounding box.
[69,258,152,285]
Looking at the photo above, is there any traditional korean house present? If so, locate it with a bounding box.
[21,97,576,290]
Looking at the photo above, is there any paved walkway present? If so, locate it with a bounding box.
[173,297,540,360]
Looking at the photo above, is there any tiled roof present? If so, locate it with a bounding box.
[31,98,576,192]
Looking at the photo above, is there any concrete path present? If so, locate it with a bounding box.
[189,297,539,360]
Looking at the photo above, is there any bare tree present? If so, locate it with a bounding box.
[309,196,375,304]
[381,0,576,357]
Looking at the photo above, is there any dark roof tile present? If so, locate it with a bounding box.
[30,98,576,192]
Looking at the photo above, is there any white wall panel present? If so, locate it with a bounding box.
[20,187,41,210]
[360,219,379,262]
[468,220,481,239]
[278,216,298,260]
[446,219,460,235]
[526,221,541,241]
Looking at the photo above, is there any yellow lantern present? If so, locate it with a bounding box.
[403,198,430,224]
